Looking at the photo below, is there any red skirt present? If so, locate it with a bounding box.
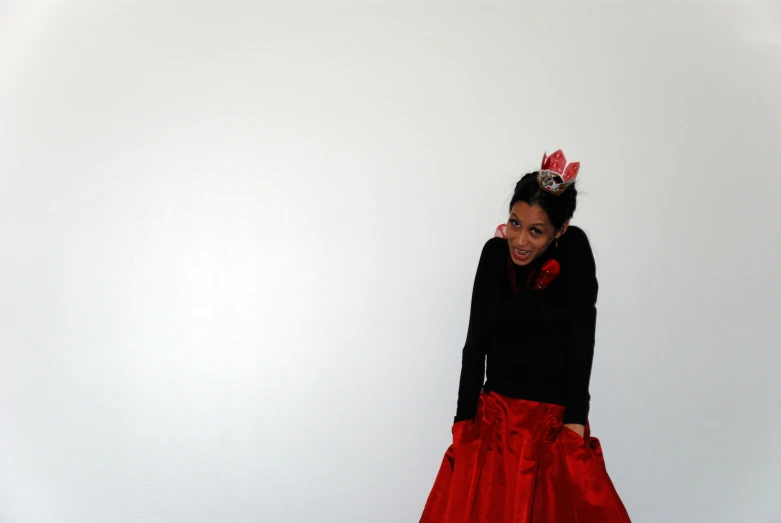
[420,391,631,523]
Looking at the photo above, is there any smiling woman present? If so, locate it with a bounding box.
[420,151,631,523]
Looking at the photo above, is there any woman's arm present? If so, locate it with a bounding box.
[561,227,598,430]
[454,238,503,423]
[563,423,586,437]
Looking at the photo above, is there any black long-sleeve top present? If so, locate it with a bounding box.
[455,225,598,426]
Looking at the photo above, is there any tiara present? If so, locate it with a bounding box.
[537,150,579,195]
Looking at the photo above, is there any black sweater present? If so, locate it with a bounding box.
[455,226,598,426]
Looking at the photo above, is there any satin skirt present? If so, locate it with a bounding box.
[420,391,631,523]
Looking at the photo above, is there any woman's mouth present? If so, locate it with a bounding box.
[511,247,531,262]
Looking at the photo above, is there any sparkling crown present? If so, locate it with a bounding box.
[537,150,579,195]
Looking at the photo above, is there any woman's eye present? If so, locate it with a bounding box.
[510,220,520,227]
[531,228,542,235]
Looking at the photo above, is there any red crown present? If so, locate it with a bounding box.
[537,150,579,195]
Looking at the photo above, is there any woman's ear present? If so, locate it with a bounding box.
[556,219,571,239]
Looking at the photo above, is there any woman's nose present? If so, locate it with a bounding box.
[511,234,528,248]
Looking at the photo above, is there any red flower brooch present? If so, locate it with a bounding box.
[528,259,560,291]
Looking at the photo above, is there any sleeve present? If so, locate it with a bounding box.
[562,228,598,426]
[454,238,503,423]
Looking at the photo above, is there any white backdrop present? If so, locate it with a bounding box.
[2,2,780,522]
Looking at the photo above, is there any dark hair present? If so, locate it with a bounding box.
[509,172,577,230]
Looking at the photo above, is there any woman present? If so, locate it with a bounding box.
[420,151,631,523]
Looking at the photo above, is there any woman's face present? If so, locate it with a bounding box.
[506,201,568,266]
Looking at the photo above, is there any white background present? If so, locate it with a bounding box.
[1,1,780,522]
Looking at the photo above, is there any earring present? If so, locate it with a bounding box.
[555,238,559,249]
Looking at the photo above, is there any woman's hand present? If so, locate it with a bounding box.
[563,423,586,438]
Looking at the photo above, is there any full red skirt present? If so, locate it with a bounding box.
[420,391,631,523]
